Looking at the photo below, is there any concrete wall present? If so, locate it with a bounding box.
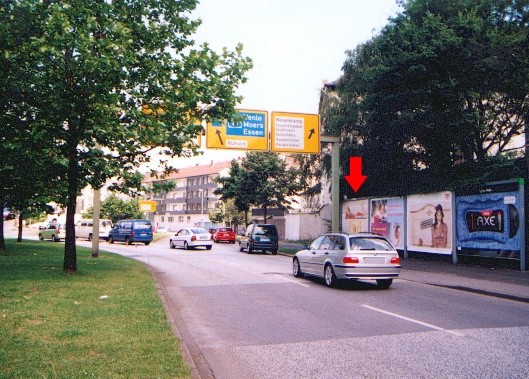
[285,212,328,241]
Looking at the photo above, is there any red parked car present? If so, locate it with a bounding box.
[213,227,236,244]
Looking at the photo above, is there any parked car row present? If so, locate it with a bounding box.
[37,219,401,289]
[38,219,154,245]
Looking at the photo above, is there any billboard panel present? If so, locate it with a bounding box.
[456,191,521,258]
[407,191,453,255]
[370,197,405,250]
[342,199,369,234]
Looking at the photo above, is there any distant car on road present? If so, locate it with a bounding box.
[170,228,213,250]
[3,208,15,220]
[108,219,153,245]
[293,233,401,288]
[39,222,66,242]
[75,219,113,241]
[239,223,278,255]
[213,227,236,244]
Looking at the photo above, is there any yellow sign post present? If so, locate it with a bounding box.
[206,109,268,151]
[138,200,157,212]
[270,112,320,154]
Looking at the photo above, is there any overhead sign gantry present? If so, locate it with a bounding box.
[206,109,320,154]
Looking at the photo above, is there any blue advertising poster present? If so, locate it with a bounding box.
[456,192,521,253]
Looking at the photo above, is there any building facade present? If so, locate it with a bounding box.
[144,161,232,231]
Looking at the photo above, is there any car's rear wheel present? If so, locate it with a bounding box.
[108,236,114,244]
[376,279,393,289]
[144,242,150,246]
[239,243,244,252]
[184,241,189,250]
[125,236,131,245]
[52,234,59,242]
[88,233,93,241]
[293,258,303,278]
[170,240,175,249]
[271,249,277,255]
[324,264,337,287]
[39,233,43,240]
[206,245,212,250]
[247,246,253,254]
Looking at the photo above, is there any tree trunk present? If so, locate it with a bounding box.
[17,213,23,242]
[263,205,267,223]
[63,157,78,274]
[0,199,5,252]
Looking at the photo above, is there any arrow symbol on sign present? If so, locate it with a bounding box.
[308,128,315,139]
[215,130,224,145]
[344,157,367,193]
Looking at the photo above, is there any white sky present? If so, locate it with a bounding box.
[169,0,400,167]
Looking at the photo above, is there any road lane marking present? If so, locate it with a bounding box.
[275,275,310,287]
[362,304,465,336]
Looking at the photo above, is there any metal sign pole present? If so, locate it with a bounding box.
[321,136,340,232]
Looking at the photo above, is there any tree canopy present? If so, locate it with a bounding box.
[214,152,304,224]
[316,0,529,198]
[1,0,252,272]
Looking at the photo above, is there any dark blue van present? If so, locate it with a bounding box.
[108,219,153,245]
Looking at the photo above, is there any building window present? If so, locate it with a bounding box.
[161,217,165,222]
[168,217,174,222]
[187,216,191,223]
[178,216,184,222]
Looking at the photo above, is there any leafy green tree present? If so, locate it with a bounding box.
[215,152,304,224]
[82,195,145,224]
[214,159,254,226]
[314,0,529,198]
[0,2,64,249]
[208,198,245,228]
[4,1,251,272]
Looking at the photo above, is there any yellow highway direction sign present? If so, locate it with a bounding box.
[271,112,320,154]
[206,109,268,151]
[139,200,157,212]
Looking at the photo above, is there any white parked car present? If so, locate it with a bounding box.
[75,219,113,241]
[169,228,213,250]
[293,233,401,288]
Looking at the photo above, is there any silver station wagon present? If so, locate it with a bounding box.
[293,233,401,288]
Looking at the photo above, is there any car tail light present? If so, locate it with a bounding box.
[343,256,359,264]
[391,256,400,264]
[191,235,196,241]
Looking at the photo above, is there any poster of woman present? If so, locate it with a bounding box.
[370,197,405,250]
[407,192,453,255]
[342,199,369,234]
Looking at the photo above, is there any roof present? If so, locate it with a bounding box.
[144,160,233,183]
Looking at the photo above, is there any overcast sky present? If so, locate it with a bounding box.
[170,0,400,166]
[193,0,400,114]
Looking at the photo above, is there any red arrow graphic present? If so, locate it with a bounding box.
[344,157,367,193]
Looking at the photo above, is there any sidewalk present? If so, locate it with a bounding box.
[280,241,529,303]
[399,256,529,303]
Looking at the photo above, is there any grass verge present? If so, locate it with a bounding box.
[0,239,190,379]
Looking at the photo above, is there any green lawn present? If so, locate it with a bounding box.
[0,239,190,379]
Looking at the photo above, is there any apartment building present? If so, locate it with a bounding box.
[143,161,232,231]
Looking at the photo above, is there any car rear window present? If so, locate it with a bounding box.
[134,221,151,230]
[254,225,276,237]
[191,228,208,234]
[349,237,393,251]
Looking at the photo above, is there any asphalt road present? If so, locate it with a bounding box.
[88,238,529,379]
